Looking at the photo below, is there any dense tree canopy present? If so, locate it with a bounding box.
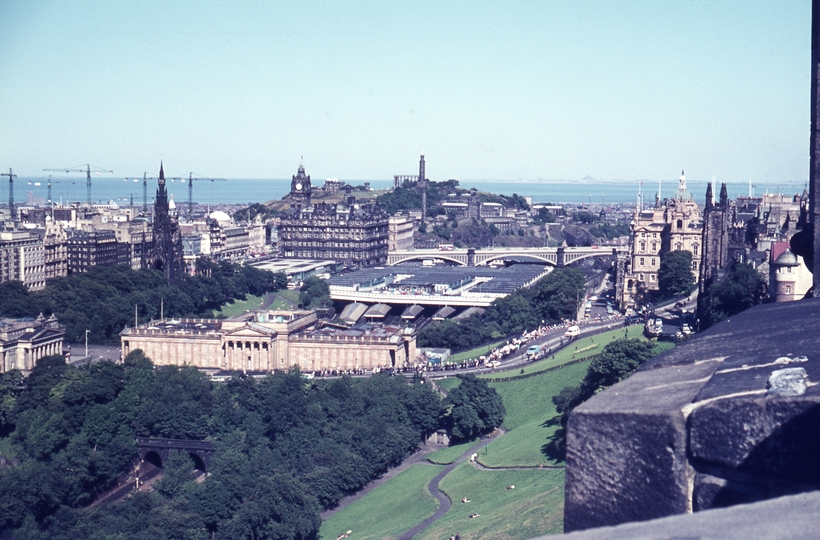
[419,267,586,351]
[699,262,767,329]
[0,260,287,344]
[233,202,278,223]
[442,375,505,441]
[657,250,695,298]
[0,355,442,539]
[298,276,331,309]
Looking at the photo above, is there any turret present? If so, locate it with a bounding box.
[705,182,714,211]
[719,183,729,209]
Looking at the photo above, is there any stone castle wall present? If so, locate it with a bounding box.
[564,299,820,532]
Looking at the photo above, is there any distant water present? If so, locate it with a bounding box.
[14,177,807,207]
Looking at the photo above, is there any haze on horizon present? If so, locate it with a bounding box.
[0,1,810,184]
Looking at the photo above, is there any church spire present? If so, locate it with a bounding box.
[705,182,714,210]
[159,162,166,186]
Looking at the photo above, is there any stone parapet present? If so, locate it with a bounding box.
[564,298,820,532]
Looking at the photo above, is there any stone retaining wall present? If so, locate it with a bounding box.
[564,298,820,532]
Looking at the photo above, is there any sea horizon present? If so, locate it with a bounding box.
[12,176,808,207]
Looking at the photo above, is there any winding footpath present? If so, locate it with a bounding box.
[396,434,501,540]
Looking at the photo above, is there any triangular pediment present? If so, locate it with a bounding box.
[223,323,277,338]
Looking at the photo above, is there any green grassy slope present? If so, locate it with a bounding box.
[416,464,565,540]
[319,464,443,540]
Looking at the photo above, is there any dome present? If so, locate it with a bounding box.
[774,248,799,266]
[209,210,231,223]
[671,170,693,202]
[169,194,176,210]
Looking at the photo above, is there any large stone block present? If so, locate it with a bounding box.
[564,359,719,531]
[564,298,820,532]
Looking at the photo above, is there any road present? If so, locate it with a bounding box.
[430,316,631,379]
[65,342,122,365]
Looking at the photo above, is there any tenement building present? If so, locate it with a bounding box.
[278,163,389,268]
[620,171,703,309]
[120,309,416,372]
[0,230,46,290]
[66,229,123,274]
[0,314,65,372]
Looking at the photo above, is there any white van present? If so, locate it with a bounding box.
[565,325,581,338]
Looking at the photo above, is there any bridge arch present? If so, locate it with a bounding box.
[561,251,618,266]
[188,452,207,472]
[389,254,468,266]
[143,450,163,469]
[136,437,215,473]
[475,254,557,267]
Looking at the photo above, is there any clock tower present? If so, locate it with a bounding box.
[290,159,312,208]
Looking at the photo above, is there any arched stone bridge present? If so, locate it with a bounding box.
[137,437,215,472]
[387,246,626,267]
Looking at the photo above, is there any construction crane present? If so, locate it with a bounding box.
[124,173,155,214]
[42,163,113,204]
[1,168,17,222]
[185,172,226,221]
[29,175,75,216]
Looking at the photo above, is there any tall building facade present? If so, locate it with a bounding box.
[0,230,46,291]
[152,164,185,282]
[66,229,122,274]
[620,172,702,308]
[278,163,389,268]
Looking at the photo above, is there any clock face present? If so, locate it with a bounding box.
[295,183,302,191]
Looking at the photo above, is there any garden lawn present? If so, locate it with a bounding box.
[214,294,266,318]
[433,377,462,393]
[416,463,565,540]
[481,360,591,467]
[319,464,442,540]
[269,289,300,310]
[426,439,478,465]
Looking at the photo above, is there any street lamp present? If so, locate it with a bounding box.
[85,329,90,358]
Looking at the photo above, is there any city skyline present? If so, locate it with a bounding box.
[0,1,811,183]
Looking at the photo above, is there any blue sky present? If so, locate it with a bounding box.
[0,1,811,184]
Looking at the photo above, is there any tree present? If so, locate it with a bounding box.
[298,276,330,309]
[526,267,586,323]
[155,450,197,500]
[657,250,695,298]
[485,294,538,335]
[443,375,505,441]
[700,262,767,329]
[572,211,597,224]
[219,474,320,540]
[533,207,556,224]
[0,281,37,318]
